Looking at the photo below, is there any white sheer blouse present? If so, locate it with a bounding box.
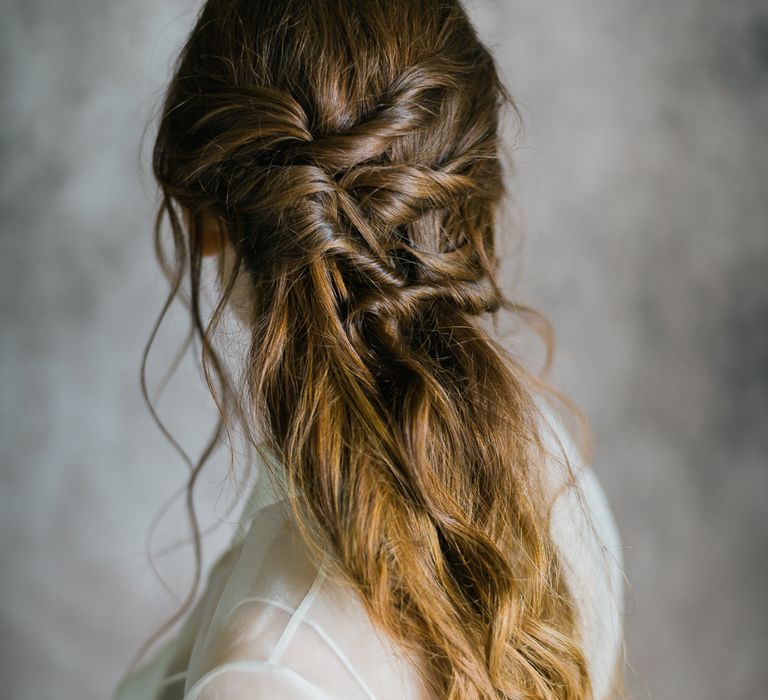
[113,405,624,700]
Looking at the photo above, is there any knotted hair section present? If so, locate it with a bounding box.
[170,56,503,339]
[181,56,468,178]
[241,162,502,353]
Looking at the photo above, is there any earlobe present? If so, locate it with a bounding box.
[181,207,227,257]
[200,210,227,257]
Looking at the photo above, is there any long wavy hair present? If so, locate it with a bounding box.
[136,0,610,697]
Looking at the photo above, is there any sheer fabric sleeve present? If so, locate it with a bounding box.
[181,497,430,700]
[181,592,391,699]
[183,660,333,700]
[112,543,245,700]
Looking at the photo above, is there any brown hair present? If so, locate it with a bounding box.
[139,0,603,697]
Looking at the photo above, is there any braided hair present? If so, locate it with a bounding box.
[147,1,594,698]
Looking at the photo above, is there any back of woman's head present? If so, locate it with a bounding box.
[150,1,595,698]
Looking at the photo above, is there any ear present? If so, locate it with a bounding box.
[200,209,227,257]
[181,207,227,257]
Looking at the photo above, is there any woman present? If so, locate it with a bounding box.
[114,0,624,698]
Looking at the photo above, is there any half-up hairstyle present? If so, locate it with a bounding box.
[145,0,599,697]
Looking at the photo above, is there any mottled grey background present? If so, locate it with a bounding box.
[1,1,766,698]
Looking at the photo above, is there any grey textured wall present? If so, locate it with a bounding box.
[2,1,766,699]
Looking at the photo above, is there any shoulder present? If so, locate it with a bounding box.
[535,396,626,699]
[532,394,623,573]
[183,500,431,700]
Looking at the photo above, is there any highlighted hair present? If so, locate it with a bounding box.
[138,1,608,697]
